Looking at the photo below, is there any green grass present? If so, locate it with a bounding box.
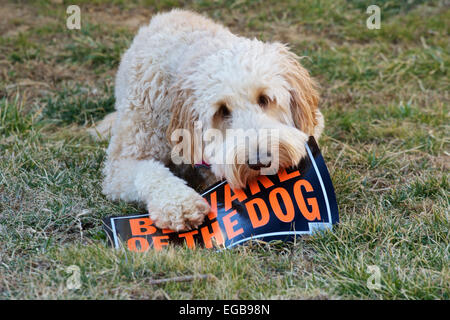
[0,0,448,299]
[43,85,116,125]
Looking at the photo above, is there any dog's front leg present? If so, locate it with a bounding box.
[102,159,210,231]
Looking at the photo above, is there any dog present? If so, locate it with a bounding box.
[92,9,324,231]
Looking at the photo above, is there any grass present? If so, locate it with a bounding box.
[0,0,448,299]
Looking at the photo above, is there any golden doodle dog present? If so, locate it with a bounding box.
[93,9,324,231]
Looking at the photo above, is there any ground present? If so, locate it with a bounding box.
[0,0,448,299]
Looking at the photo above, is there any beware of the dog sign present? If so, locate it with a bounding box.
[103,137,339,251]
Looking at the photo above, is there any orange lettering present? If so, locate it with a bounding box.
[278,168,300,182]
[207,191,218,220]
[293,180,321,221]
[269,187,295,223]
[129,218,157,236]
[153,235,170,251]
[245,198,270,228]
[248,175,275,195]
[200,221,224,248]
[222,210,243,240]
[127,237,149,252]
[178,230,198,249]
[224,184,247,211]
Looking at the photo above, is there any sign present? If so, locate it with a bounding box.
[103,137,339,251]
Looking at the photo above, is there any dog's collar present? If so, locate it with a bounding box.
[194,160,211,169]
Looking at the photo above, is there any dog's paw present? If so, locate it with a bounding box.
[147,189,210,232]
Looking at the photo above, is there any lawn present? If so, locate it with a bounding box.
[0,0,448,299]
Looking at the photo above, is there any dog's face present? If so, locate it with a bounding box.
[168,40,323,188]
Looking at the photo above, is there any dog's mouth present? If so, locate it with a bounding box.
[247,161,272,171]
[205,126,309,188]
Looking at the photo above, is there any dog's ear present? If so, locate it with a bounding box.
[166,87,199,165]
[277,44,320,137]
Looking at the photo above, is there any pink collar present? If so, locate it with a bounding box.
[194,160,211,169]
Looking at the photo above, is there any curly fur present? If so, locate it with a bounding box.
[94,9,324,231]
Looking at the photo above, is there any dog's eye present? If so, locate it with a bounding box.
[216,104,231,118]
[258,94,269,108]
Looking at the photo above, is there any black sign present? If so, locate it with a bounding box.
[103,137,339,251]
